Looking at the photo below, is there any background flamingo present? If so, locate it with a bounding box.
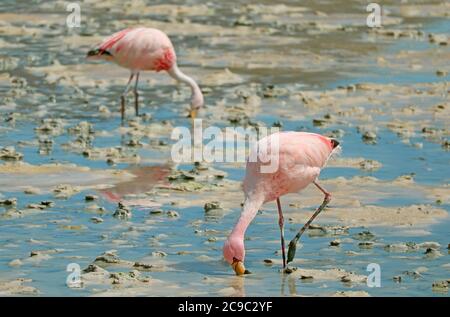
[87,27,204,120]
[223,132,340,275]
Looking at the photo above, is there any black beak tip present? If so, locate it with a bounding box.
[87,49,111,58]
[331,139,340,148]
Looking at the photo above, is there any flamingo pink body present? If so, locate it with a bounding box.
[87,27,203,115]
[96,28,176,71]
[223,131,340,267]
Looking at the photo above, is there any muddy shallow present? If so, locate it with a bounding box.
[0,0,449,296]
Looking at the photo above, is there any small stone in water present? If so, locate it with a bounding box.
[358,242,374,249]
[359,159,381,171]
[113,202,131,220]
[152,251,167,257]
[432,281,448,293]
[417,242,441,249]
[8,259,23,267]
[341,275,352,283]
[60,225,84,230]
[126,139,142,147]
[40,201,54,207]
[362,131,377,143]
[204,201,221,212]
[90,217,103,224]
[167,210,180,218]
[98,105,111,116]
[353,231,375,241]
[272,121,283,128]
[85,195,98,202]
[403,270,422,279]
[393,276,402,283]
[330,240,341,246]
[0,146,23,161]
[26,203,46,210]
[24,187,41,195]
[53,184,79,199]
[150,209,164,215]
[194,161,209,171]
[313,119,327,127]
[424,247,442,258]
[442,140,450,150]
[0,198,17,206]
[82,264,105,273]
[234,15,253,26]
[283,267,297,274]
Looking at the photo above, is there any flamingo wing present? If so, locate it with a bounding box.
[97,28,133,53]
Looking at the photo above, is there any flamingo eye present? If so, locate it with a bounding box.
[331,139,340,148]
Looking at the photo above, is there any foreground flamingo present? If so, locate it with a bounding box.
[87,27,204,120]
[223,132,340,275]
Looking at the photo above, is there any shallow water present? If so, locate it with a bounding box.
[0,0,449,296]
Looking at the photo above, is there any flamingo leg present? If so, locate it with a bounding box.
[286,181,331,264]
[120,73,135,121]
[134,72,140,116]
[276,197,287,269]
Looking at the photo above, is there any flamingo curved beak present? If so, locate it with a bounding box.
[231,258,246,276]
[86,49,113,60]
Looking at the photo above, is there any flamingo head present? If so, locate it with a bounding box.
[190,90,204,111]
[223,235,246,275]
[329,138,342,158]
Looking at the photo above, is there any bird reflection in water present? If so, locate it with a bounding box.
[99,164,171,203]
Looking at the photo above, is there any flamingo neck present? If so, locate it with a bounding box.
[168,64,204,110]
[231,193,264,239]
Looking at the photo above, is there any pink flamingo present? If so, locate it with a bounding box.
[223,132,340,275]
[87,27,204,120]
